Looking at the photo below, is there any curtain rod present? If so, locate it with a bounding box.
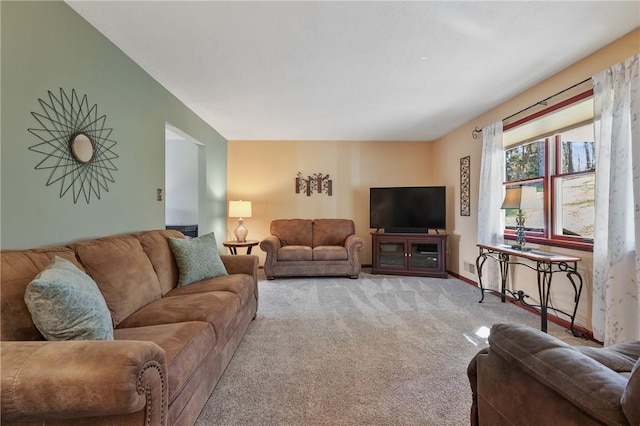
[471,77,591,139]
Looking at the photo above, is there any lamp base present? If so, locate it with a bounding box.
[513,210,530,251]
[234,218,248,243]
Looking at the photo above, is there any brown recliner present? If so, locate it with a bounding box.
[468,323,640,426]
[260,219,364,279]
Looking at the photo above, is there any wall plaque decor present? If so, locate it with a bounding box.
[28,88,118,204]
[460,155,471,216]
[295,171,332,196]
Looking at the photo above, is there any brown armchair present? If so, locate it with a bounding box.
[468,323,640,425]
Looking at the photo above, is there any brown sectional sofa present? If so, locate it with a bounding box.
[0,229,259,426]
[260,218,364,279]
[468,323,640,426]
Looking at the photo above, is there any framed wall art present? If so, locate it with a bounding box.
[295,171,332,196]
[460,155,470,216]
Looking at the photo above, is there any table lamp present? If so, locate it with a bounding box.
[229,200,252,242]
[501,186,539,251]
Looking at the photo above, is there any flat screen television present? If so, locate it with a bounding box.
[370,186,446,233]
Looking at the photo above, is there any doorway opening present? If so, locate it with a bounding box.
[165,124,206,237]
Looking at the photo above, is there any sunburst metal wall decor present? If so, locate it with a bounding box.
[28,88,118,204]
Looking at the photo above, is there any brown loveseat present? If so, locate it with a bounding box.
[260,219,363,279]
[1,229,258,426]
[468,323,640,426]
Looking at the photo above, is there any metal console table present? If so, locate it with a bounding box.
[475,243,583,336]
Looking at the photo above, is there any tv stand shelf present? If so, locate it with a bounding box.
[371,232,448,278]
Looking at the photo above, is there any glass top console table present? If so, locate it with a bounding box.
[475,243,583,336]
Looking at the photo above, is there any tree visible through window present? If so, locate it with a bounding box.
[554,124,595,240]
[505,140,545,181]
[504,140,544,233]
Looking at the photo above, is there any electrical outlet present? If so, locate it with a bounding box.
[157,188,163,201]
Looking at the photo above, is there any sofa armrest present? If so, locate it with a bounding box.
[486,323,630,425]
[259,236,281,279]
[345,234,364,272]
[344,234,364,252]
[259,235,281,255]
[1,340,167,424]
[220,254,258,282]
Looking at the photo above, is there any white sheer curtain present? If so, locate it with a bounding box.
[477,121,504,291]
[592,54,640,345]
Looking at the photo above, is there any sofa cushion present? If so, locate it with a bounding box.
[116,291,242,343]
[1,247,82,341]
[271,219,312,247]
[165,273,255,307]
[115,321,215,404]
[577,341,640,372]
[169,233,228,286]
[312,219,355,247]
[73,235,163,327]
[313,246,348,261]
[138,229,184,295]
[24,256,114,341]
[278,246,312,261]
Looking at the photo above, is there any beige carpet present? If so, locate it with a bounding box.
[196,272,596,426]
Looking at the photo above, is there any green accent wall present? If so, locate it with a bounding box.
[1,1,228,249]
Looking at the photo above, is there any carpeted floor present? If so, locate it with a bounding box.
[196,272,597,425]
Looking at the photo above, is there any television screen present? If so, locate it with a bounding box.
[370,186,446,232]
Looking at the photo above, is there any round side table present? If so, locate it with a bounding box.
[223,240,259,255]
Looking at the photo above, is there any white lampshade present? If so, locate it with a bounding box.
[501,186,540,210]
[229,200,252,242]
[229,200,252,218]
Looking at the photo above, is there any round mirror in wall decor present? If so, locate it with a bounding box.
[70,133,95,164]
[28,88,119,204]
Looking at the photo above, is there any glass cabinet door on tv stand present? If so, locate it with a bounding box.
[371,232,448,278]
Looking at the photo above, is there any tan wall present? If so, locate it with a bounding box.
[226,29,638,334]
[432,29,640,333]
[227,140,435,265]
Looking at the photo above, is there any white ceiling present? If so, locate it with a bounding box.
[67,1,639,141]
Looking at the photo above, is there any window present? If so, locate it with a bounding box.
[503,92,595,250]
[504,140,545,235]
[553,125,595,241]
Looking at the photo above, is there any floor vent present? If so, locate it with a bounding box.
[464,261,476,275]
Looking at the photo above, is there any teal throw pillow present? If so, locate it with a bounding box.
[168,232,228,286]
[24,256,114,341]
